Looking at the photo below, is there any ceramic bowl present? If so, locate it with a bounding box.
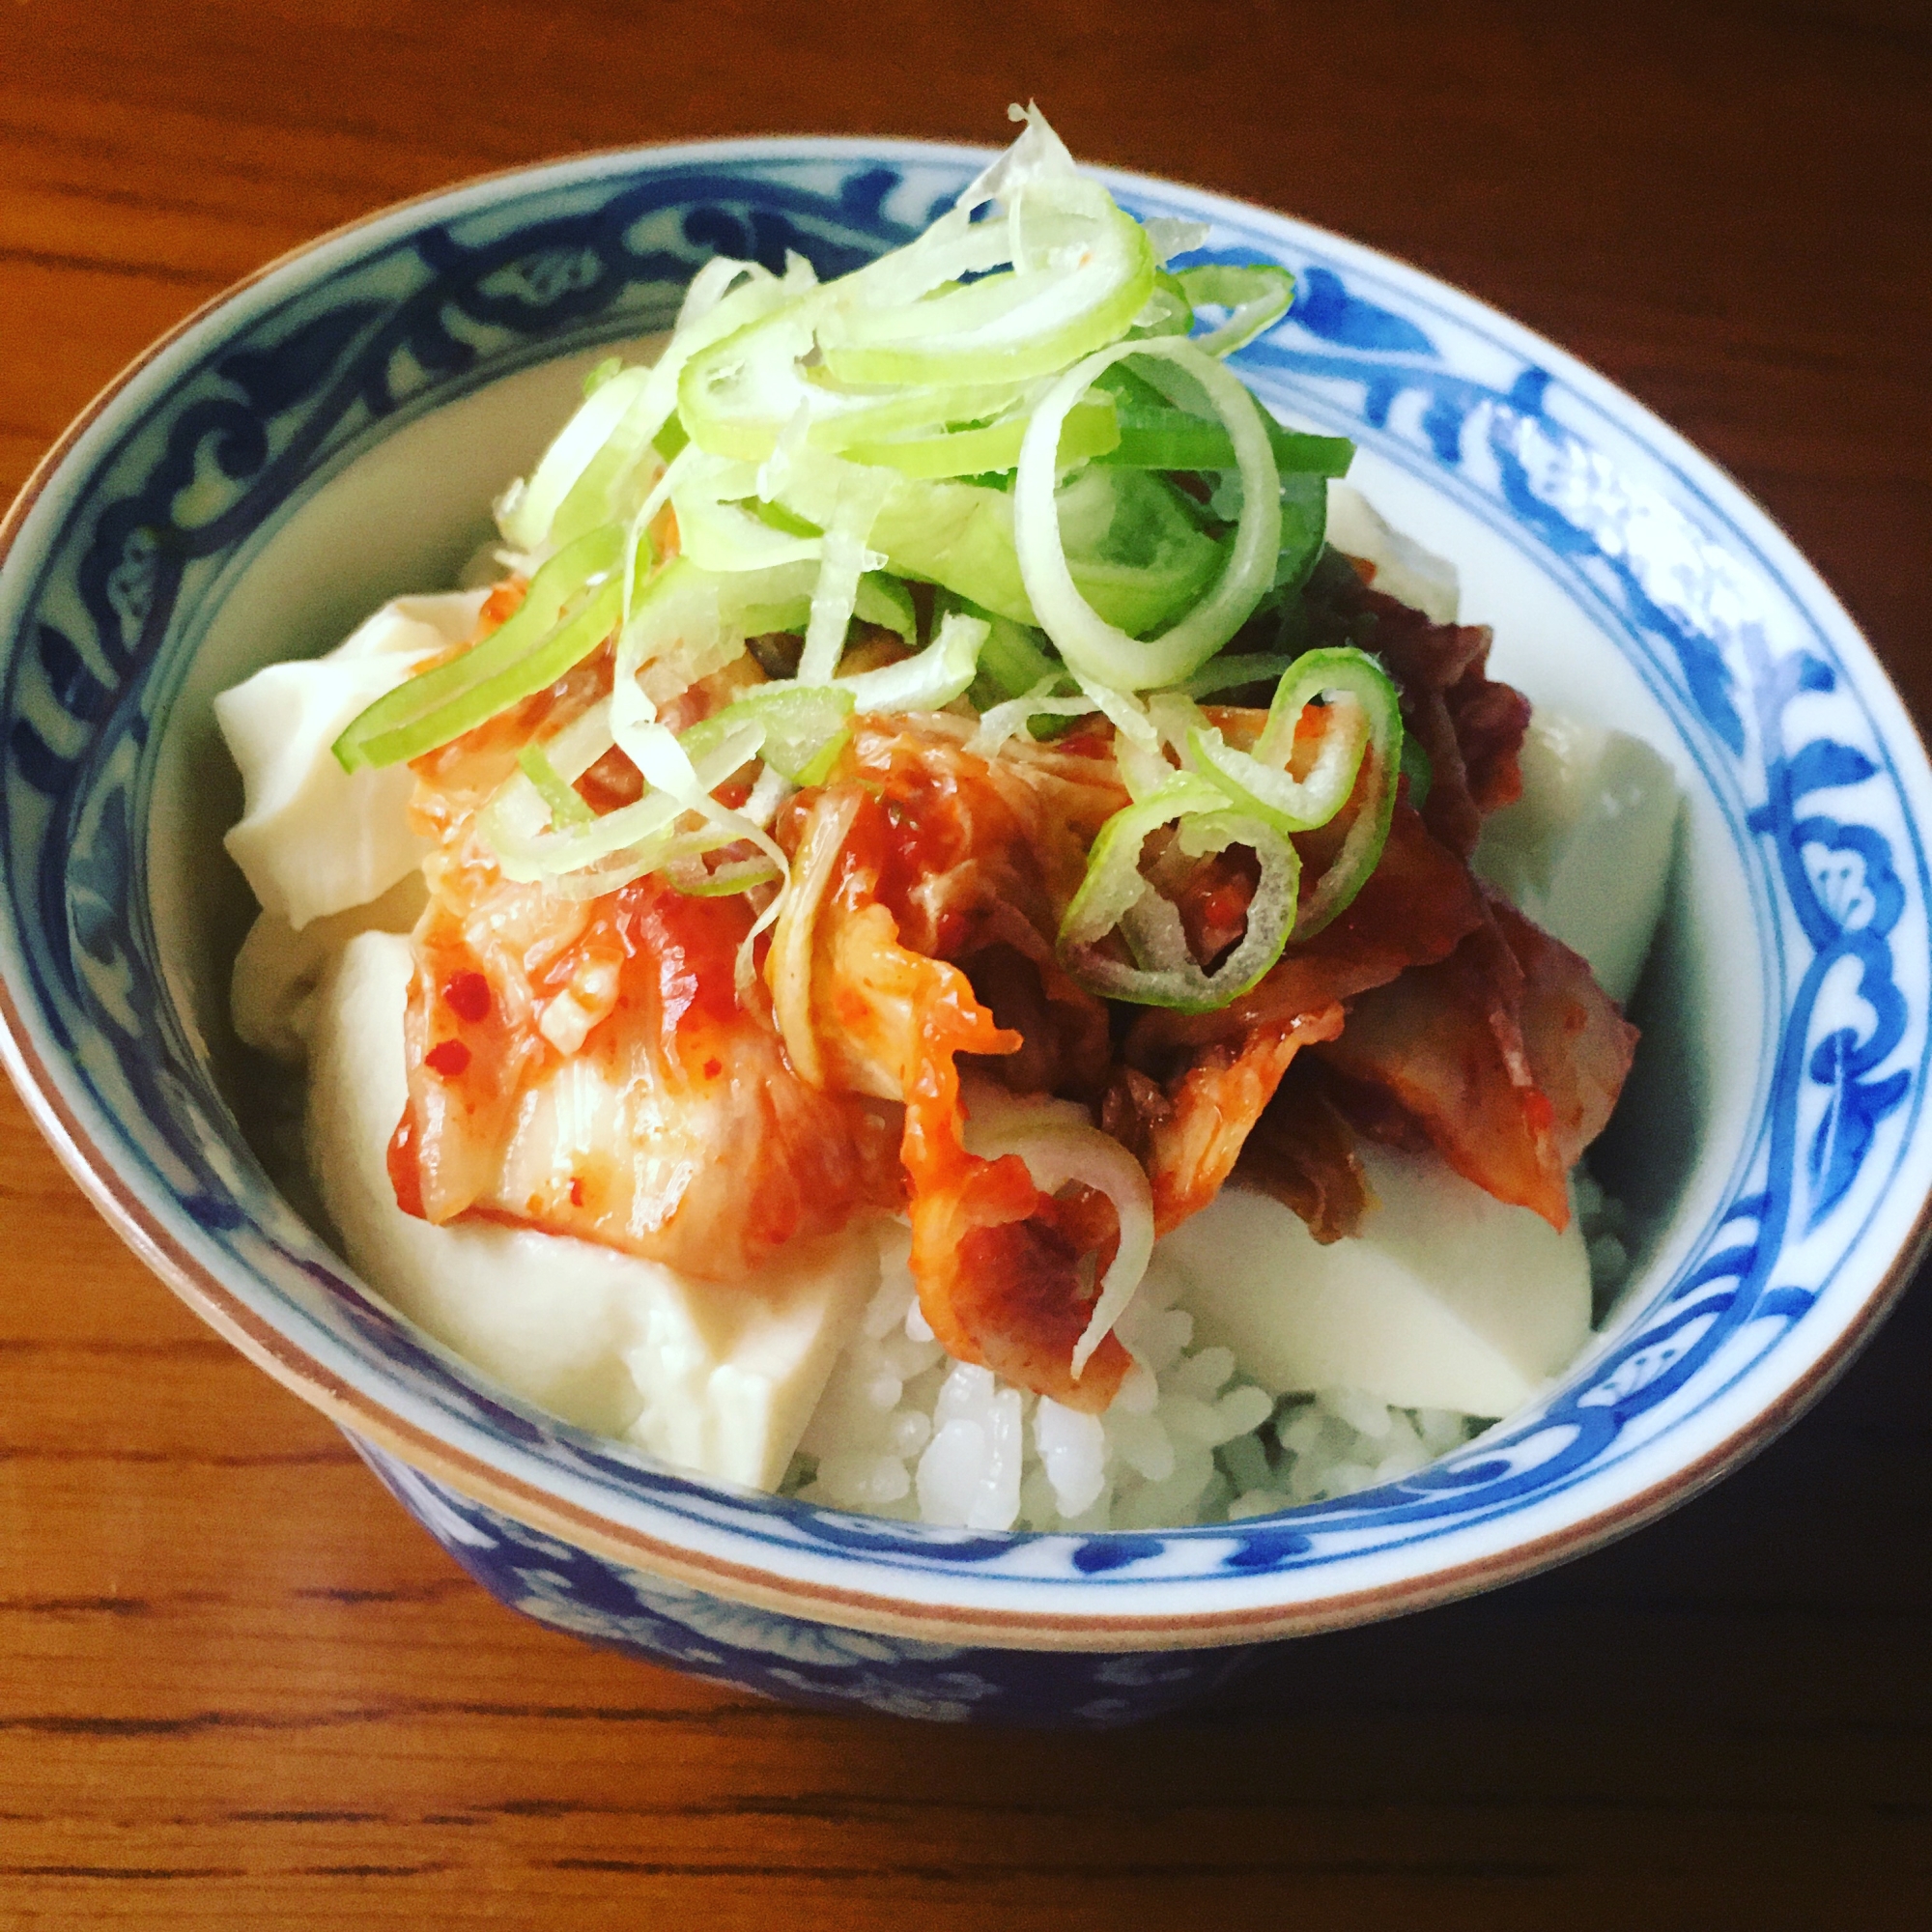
[4,139,1928,1728]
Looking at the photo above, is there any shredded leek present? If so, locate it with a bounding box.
[682,685,856,783]
[817,201,1156,387]
[331,105,1413,1021]
[838,611,989,715]
[1178,262,1296,356]
[517,741,594,829]
[332,526,626,771]
[1014,337,1282,690]
[840,396,1120,479]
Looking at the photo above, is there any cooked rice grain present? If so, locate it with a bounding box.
[785,1169,1636,1531]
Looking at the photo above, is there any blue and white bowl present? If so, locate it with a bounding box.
[3,139,1928,1727]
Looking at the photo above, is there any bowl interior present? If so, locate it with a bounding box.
[6,140,1927,1636]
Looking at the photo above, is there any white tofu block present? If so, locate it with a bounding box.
[1158,1144,1591,1417]
[215,590,486,931]
[232,869,427,1065]
[1326,481,1461,623]
[305,932,878,1491]
[1474,709,1679,1007]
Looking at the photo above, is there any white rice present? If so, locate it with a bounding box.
[783,1170,1638,1530]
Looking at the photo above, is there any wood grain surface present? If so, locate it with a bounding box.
[3,2,1929,1926]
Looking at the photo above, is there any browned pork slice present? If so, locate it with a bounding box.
[1231,1058,1375,1245]
[1104,801,1488,1234]
[1342,581,1532,860]
[1314,893,1637,1231]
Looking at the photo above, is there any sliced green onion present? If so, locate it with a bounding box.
[1013,337,1281,690]
[1057,773,1300,1012]
[665,848,784,897]
[838,610,988,714]
[1145,686,1207,758]
[970,673,1094,753]
[678,270,1069,468]
[497,368,650,554]
[1208,647,1409,942]
[502,265,809,552]
[1186,647,1400,839]
[1179,652,1296,698]
[682,684,855,783]
[854,572,917,647]
[517,741,594,829]
[332,526,626,772]
[1267,427,1354,477]
[677,295,827,463]
[769,452,1219,640]
[1128,269,1194,339]
[789,732,851,788]
[946,101,1084,236]
[479,712,763,890]
[1400,733,1434,810]
[675,254,781,333]
[840,396,1119,479]
[654,411,691,462]
[804,377,1031,452]
[672,452,821,573]
[617,554,819,697]
[1071,668,1158,752]
[817,198,1155,387]
[1141,216,1210,265]
[840,205,1043,307]
[733,597,814,639]
[438,109,1414,982]
[1177,262,1296,356]
[797,491,890,685]
[548,372,674,550]
[1097,400,1352,477]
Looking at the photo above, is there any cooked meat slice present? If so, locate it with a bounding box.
[1314,894,1635,1231]
[1235,1059,1375,1245]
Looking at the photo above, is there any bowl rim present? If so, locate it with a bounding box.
[4,132,1930,1650]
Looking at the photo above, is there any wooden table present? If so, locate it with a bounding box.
[3,3,1928,1925]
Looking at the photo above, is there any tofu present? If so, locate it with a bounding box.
[304,931,879,1491]
[1157,1143,1592,1417]
[1474,709,1679,1007]
[231,870,427,1065]
[215,591,486,931]
[1326,481,1460,624]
